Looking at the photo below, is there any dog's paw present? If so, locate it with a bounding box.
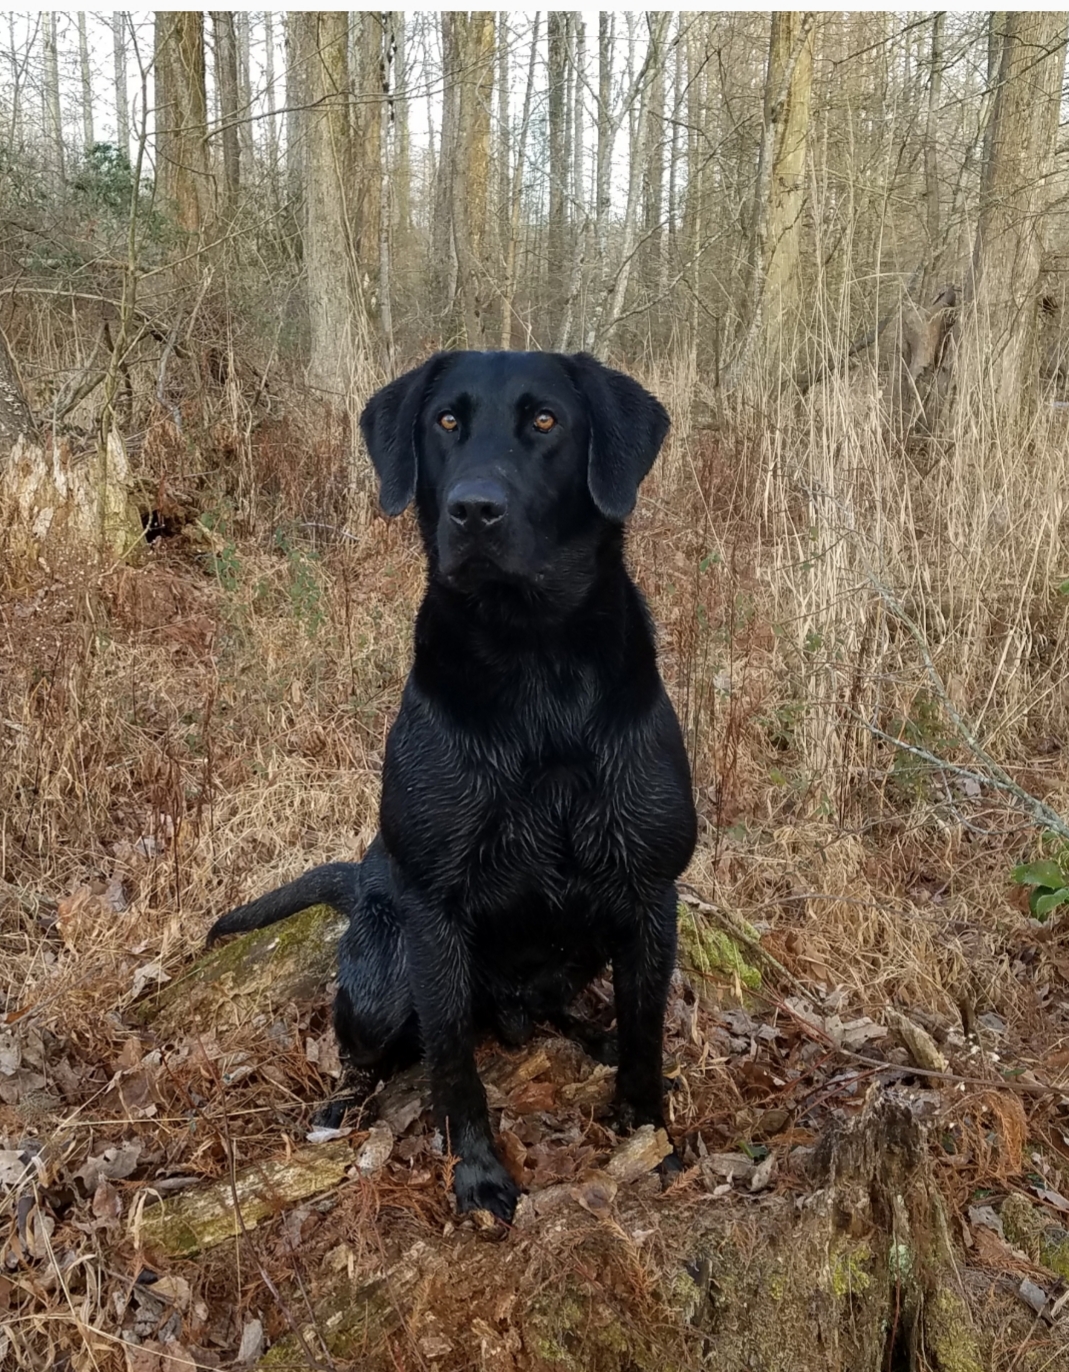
[453,1159,522,1223]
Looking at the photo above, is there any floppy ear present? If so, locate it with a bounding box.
[565,353,670,521]
[359,354,445,516]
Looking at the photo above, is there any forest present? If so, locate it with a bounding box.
[2,10,1069,1371]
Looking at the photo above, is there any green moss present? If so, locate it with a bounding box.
[924,1289,984,1372]
[1002,1191,1069,1279]
[677,906,761,990]
[136,902,344,1033]
[827,1242,872,1298]
[137,1140,351,1258]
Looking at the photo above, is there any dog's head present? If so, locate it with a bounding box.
[359,350,669,594]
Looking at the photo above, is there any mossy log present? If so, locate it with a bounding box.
[135,903,345,1039]
[135,1140,352,1259]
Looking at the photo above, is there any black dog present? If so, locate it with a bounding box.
[207,351,697,1221]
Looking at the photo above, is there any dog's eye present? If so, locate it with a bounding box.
[533,411,556,433]
[438,411,459,432]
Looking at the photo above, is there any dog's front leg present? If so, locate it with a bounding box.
[403,901,521,1222]
[610,886,678,1131]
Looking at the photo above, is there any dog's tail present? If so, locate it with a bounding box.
[206,862,362,944]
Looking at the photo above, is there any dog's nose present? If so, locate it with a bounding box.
[446,479,507,533]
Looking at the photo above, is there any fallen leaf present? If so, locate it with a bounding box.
[237,1317,264,1363]
[354,1121,393,1175]
[1018,1277,1049,1317]
[572,1170,618,1214]
[750,1154,776,1192]
[92,1179,122,1224]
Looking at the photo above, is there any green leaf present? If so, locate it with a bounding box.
[1011,860,1066,890]
[1056,578,1069,596]
[1033,888,1069,919]
[699,552,721,572]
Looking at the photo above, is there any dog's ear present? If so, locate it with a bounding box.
[565,353,670,521]
[360,354,446,516]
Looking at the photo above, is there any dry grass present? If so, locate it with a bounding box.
[3,357,1069,1368]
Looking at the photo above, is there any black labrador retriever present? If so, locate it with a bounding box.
[207,351,697,1221]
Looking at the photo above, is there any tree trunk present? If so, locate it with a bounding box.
[235,11,255,182]
[391,12,411,245]
[547,13,568,337]
[77,13,94,150]
[955,12,1069,428]
[284,13,302,203]
[154,12,214,243]
[452,11,496,348]
[728,11,815,388]
[211,12,241,218]
[432,13,461,340]
[924,11,943,277]
[113,13,130,153]
[352,13,384,291]
[499,15,540,349]
[290,11,365,401]
[264,11,280,192]
[43,12,64,186]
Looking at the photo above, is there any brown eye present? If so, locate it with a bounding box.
[438,411,458,432]
[533,411,556,433]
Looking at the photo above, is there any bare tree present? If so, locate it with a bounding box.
[264,11,280,187]
[43,12,64,184]
[729,11,815,387]
[113,13,130,153]
[499,14,540,348]
[77,13,93,150]
[154,12,214,241]
[290,11,367,399]
[955,12,1069,425]
[211,12,241,217]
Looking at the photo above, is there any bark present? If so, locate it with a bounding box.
[955,12,1069,427]
[391,11,411,243]
[499,15,541,349]
[283,13,302,202]
[113,13,130,153]
[728,11,815,388]
[352,12,384,286]
[290,11,365,400]
[77,13,93,150]
[235,11,255,180]
[924,11,943,273]
[154,12,214,242]
[43,12,64,185]
[264,11,280,186]
[453,12,495,347]
[211,12,241,217]
[432,13,461,337]
[547,13,568,333]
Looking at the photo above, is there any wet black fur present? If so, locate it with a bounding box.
[207,351,697,1221]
